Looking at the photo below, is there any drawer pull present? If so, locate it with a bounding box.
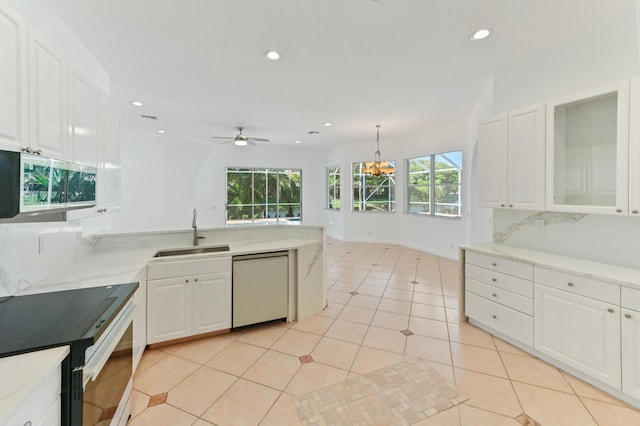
[492,293,497,297]
[492,315,497,319]
[194,278,198,282]
[632,210,639,214]
[492,262,497,267]
[567,282,574,287]
[616,208,623,213]
[607,308,614,313]
[492,278,497,282]
[626,313,633,319]
[185,279,189,283]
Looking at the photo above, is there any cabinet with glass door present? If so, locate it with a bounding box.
[545,81,629,215]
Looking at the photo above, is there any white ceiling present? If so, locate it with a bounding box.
[45,0,636,148]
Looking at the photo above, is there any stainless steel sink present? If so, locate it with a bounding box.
[153,244,230,257]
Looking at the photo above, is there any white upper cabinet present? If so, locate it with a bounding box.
[627,78,640,216]
[546,81,630,215]
[68,68,100,167]
[0,1,28,152]
[99,97,121,212]
[478,115,508,208]
[28,28,68,159]
[478,104,545,210]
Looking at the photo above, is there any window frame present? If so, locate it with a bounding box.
[406,150,462,218]
[225,167,302,225]
[351,161,396,213]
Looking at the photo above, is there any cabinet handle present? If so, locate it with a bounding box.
[500,204,505,207]
[607,308,614,313]
[194,278,198,282]
[616,209,622,213]
[492,293,497,297]
[491,278,497,282]
[492,315,497,319]
[34,149,42,155]
[185,279,189,283]
[632,210,639,214]
[492,262,497,267]
[626,313,632,319]
[508,204,513,208]
[567,282,574,287]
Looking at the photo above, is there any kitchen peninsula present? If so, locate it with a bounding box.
[0,224,325,425]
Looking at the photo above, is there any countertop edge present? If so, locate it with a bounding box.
[461,243,640,289]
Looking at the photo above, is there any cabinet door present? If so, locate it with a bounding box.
[628,78,640,216]
[534,284,621,388]
[478,114,508,208]
[28,29,67,159]
[508,104,545,210]
[0,1,27,152]
[192,272,231,334]
[622,308,640,400]
[546,81,629,215]
[147,277,191,344]
[68,68,100,167]
[100,97,121,212]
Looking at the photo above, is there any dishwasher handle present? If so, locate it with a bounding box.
[233,251,288,261]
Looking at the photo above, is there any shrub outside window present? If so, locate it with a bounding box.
[407,151,462,217]
[352,161,396,212]
[327,165,340,210]
[226,167,301,224]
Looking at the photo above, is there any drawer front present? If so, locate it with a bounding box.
[622,286,640,311]
[465,291,533,346]
[466,278,533,315]
[465,264,533,298]
[148,256,231,279]
[465,251,533,280]
[5,363,61,426]
[534,267,620,305]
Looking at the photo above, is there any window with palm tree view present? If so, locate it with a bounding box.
[407,151,462,217]
[352,161,396,212]
[326,165,341,210]
[226,168,302,224]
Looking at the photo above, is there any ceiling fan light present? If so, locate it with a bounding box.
[234,140,248,146]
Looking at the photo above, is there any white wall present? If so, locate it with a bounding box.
[110,131,326,232]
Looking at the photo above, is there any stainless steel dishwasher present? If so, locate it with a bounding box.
[232,251,288,328]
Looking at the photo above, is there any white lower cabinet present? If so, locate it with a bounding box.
[622,308,640,400]
[534,283,621,388]
[147,257,231,344]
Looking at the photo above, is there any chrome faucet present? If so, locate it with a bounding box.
[192,208,205,246]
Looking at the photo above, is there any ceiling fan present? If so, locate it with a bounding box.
[211,126,270,146]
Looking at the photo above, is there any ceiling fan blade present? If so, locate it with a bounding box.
[247,137,269,142]
[211,136,234,140]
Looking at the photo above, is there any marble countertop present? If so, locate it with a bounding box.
[16,237,322,295]
[461,243,640,289]
[0,346,69,424]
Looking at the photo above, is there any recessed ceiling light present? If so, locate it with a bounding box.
[324,122,332,127]
[295,140,301,144]
[157,130,165,134]
[131,101,144,107]
[470,28,491,40]
[265,50,280,60]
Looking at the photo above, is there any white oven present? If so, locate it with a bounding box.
[82,300,137,425]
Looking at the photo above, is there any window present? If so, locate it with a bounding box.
[326,165,341,209]
[352,161,396,212]
[226,168,301,224]
[407,151,462,217]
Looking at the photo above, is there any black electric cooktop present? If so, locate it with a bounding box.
[0,282,138,359]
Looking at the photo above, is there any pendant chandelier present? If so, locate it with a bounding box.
[362,124,395,176]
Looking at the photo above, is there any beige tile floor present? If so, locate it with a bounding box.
[129,239,640,426]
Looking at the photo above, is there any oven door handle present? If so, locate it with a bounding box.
[83,302,138,387]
